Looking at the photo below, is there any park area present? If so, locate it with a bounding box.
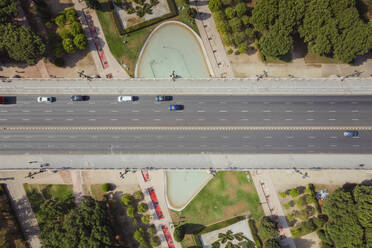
[96,0,198,76]
[169,171,265,247]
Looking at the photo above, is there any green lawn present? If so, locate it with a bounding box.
[172,171,264,226]
[96,0,200,77]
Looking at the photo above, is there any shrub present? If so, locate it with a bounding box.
[62,38,76,53]
[134,228,145,242]
[54,57,64,67]
[69,22,83,37]
[150,236,160,246]
[245,28,255,39]
[174,225,185,242]
[121,194,133,206]
[66,11,77,23]
[222,34,234,46]
[279,191,287,198]
[126,206,136,217]
[187,7,197,18]
[221,0,232,6]
[284,202,291,210]
[306,194,315,204]
[227,48,233,54]
[141,214,150,224]
[225,7,235,19]
[286,214,295,222]
[213,10,226,23]
[291,220,317,238]
[101,183,112,192]
[52,43,64,58]
[235,2,247,17]
[296,196,307,209]
[289,188,300,198]
[132,218,138,227]
[238,42,248,53]
[208,0,222,12]
[133,191,144,200]
[259,216,279,240]
[248,219,262,248]
[307,184,321,213]
[85,0,101,9]
[55,15,66,27]
[73,34,87,50]
[147,225,156,235]
[138,202,148,213]
[216,20,231,34]
[264,238,280,248]
[58,28,71,39]
[312,215,328,228]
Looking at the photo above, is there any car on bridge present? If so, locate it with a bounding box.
[344,131,359,137]
[37,96,55,103]
[168,105,184,111]
[155,96,173,101]
[71,95,90,101]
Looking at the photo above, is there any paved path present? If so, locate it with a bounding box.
[6,183,42,248]
[71,170,84,206]
[72,0,130,78]
[193,0,233,78]
[251,171,296,248]
[137,170,182,248]
[2,78,372,95]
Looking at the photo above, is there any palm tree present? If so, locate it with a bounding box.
[214,230,253,248]
[218,230,234,244]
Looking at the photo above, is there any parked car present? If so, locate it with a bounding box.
[155,96,173,101]
[168,105,184,111]
[344,131,359,137]
[0,96,5,104]
[71,95,90,101]
[118,96,137,102]
[37,96,54,103]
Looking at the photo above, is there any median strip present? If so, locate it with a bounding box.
[1,126,372,131]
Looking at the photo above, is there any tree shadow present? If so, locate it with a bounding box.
[293,238,316,248]
[195,11,211,20]
[351,51,372,66]
[361,179,372,186]
[342,183,357,192]
[189,0,209,6]
[181,223,206,234]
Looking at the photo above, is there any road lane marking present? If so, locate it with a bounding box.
[307,110,314,112]
[240,118,249,121]
[132,110,139,112]
[306,119,314,121]
[66,110,74,113]
[66,119,74,121]
[131,119,139,121]
[197,110,205,112]
[197,118,205,121]
[44,110,52,113]
[285,110,292,112]
[329,110,336,113]
[89,110,96,113]
[22,119,30,121]
[176,118,183,121]
[22,110,30,113]
[352,119,359,121]
[154,110,161,112]
[241,110,249,113]
[285,118,293,121]
[219,110,227,112]
[263,110,271,113]
[219,119,227,121]
[0,118,7,121]
[111,110,118,113]
[308,136,316,139]
[328,118,336,121]
[329,136,337,139]
[264,118,271,121]
[264,136,272,139]
[352,144,360,147]
[89,119,96,121]
[352,110,359,112]
[110,119,118,121]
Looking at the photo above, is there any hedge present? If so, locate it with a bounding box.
[113,0,178,35]
[308,184,322,214]
[248,219,262,248]
[198,216,246,235]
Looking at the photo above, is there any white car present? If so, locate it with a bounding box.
[37,97,54,103]
[118,96,136,102]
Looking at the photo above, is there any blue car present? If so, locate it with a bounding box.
[168,105,184,111]
[344,131,359,137]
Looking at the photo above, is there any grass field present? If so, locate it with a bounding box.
[96,0,199,77]
[90,184,105,201]
[171,171,264,226]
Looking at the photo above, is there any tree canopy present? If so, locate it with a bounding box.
[321,185,372,248]
[0,0,18,24]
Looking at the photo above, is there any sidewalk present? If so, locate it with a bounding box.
[6,183,41,248]
[251,170,296,248]
[193,0,234,78]
[72,0,130,78]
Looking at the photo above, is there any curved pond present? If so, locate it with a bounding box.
[136,21,212,78]
[165,170,212,211]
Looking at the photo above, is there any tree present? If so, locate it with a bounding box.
[174,225,185,242]
[235,2,247,17]
[279,191,287,198]
[233,31,246,46]
[208,0,222,12]
[134,228,145,243]
[121,193,133,206]
[216,20,231,34]
[138,202,148,213]
[0,24,46,64]
[134,190,144,200]
[0,0,18,24]
[353,185,372,228]
[225,7,235,19]
[69,21,83,37]
[126,206,136,217]
[296,196,307,209]
[259,216,279,240]
[241,15,250,25]
[58,28,71,39]
[85,0,101,9]
[187,7,197,18]
[259,26,292,59]
[147,225,156,235]
[62,38,76,53]
[229,17,242,33]
[213,10,226,23]
[251,0,278,32]
[141,214,150,224]
[65,8,77,23]
[221,33,234,46]
[55,14,66,27]
[73,34,87,50]
[264,238,281,248]
[289,188,300,198]
[101,183,112,192]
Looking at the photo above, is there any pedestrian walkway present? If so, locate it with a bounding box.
[71,0,130,78]
[6,183,42,248]
[251,170,296,248]
[137,170,182,248]
[193,0,234,78]
[71,170,84,206]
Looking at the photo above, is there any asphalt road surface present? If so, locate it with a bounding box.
[0,96,371,127]
[0,129,370,154]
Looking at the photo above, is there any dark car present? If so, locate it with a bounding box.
[168,105,184,111]
[71,95,90,101]
[344,131,359,137]
[155,96,173,101]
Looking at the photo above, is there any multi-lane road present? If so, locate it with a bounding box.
[0,95,372,154]
[0,96,371,127]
